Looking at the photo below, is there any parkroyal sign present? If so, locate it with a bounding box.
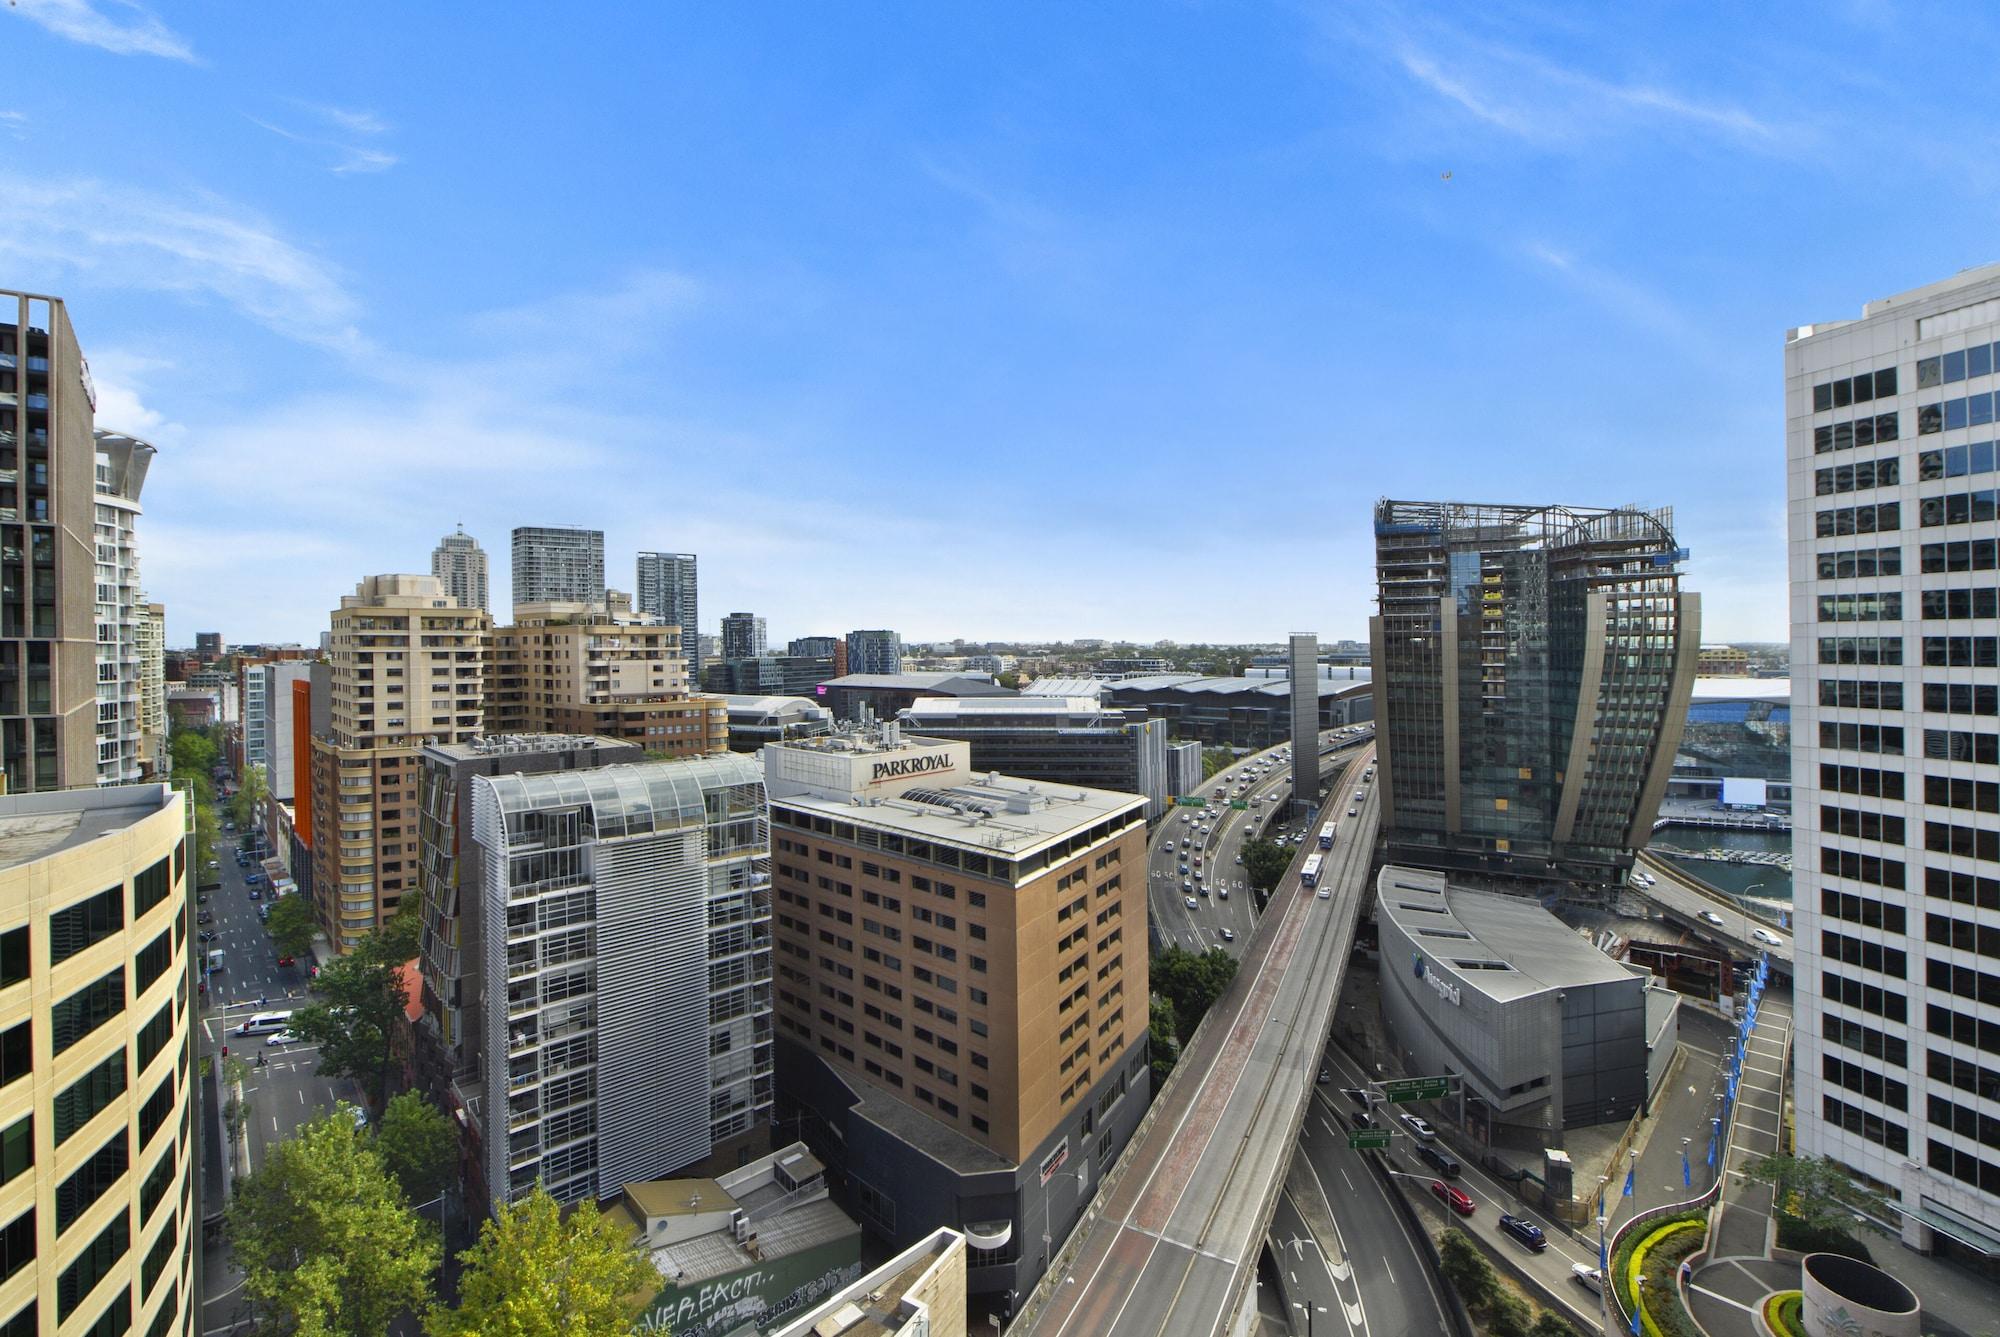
[867,751,957,785]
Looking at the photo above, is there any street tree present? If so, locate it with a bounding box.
[1742,1153,1891,1235]
[226,1111,439,1336]
[264,892,319,960]
[1148,994,1180,1084]
[374,1091,457,1206]
[1239,837,1293,894]
[230,762,269,831]
[1150,945,1238,1043]
[427,1187,658,1337]
[289,910,422,1111]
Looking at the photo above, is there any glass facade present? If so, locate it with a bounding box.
[1372,499,1698,885]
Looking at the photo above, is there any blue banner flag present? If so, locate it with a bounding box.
[1683,1153,1692,1188]
[1630,1307,1642,1335]
[1707,1136,1716,1167]
[1623,1167,1634,1198]
[1601,1237,1609,1272]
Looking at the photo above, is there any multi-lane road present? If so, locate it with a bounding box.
[1013,748,1379,1337]
[1632,849,1795,968]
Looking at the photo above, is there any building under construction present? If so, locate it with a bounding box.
[1369,499,1700,888]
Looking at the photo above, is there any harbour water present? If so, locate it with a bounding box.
[1646,825,1794,923]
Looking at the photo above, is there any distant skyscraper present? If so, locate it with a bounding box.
[510,525,605,609]
[844,628,902,676]
[721,611,767,661]
[1370,499,1699,886]
[94,430,154,784]
[431,524,489,612]
[195,631,223,660]
[1288,632,1318,814]
[1788,264,2000,1254]
[787,635,838,659]
[636,551,700,677]
[137,599,167,777]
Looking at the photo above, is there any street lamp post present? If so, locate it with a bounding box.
[1040,1169,1086,1278]
[1596,1212,1611,1337]
[1292,1301,1328,1337]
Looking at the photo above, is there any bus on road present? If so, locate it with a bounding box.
[1318,822,1337,849]
[1301,853,1324,888]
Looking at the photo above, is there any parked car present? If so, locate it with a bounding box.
[248,887,261,901]
[275,955,296,967]
[1499,1214,1548,1252]
[1431,1180,1474,1217]
[196,911,213,925]
[197,930,218,944]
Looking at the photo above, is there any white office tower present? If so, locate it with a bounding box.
[510,525,604,610]
[470,754,773,1208]
[1788,262,2000,1258]
[91,432,153,784]
[635,551,700,678]
[432,525,490,613]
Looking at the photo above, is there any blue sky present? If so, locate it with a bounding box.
[5,1,1996,648]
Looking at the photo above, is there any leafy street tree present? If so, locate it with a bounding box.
[1148,994,1180,1084]
[1437,1229,1494,1309]
[290,910,422,1111]
[188,798,220,876]
[1239,837,1294,895]
[1151,945,1238,1043]
[1200,747,1234,781]
[1743,1153,1891,1234]
[264,892,319,960]
[226,1111,439,1336]
[229,762,269,831]
[426,1187,658,1337]
[374,1091,457,1206]
[170,726,219,793]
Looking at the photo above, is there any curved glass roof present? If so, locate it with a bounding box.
[478,753,765,840]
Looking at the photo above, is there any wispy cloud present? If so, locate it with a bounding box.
[1321,4,1796,154]
[0,112,25,141]
[251,103,399,175]
[8,0,194,62]
[0,174,366,353]
[1521,241,1696,345]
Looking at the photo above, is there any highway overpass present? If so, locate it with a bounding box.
[1633,849,1794,972]
[1010,748,1379,1337]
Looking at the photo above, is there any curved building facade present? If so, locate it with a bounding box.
[0,782,195,1336]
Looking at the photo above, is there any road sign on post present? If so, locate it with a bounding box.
[1380,1076,1451,1103]
[1347,1129,1391,1151]
[1228,800,1249,810]
[1175,797,1206,808]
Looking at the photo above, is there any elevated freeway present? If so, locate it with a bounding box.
[1011,748,1380,1337]
[1632,849,1794,972]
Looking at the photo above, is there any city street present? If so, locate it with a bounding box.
[197,822,361,1333]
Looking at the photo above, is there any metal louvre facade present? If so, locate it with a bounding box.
[1371,498,1700,886]
[470,754,773,1209]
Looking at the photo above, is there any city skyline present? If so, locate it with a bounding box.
[10,5,1997,643]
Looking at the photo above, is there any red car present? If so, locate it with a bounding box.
[1432,1180,1474,1216]
[275,956,296,967]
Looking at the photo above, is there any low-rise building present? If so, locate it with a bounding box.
[701,655,836,699]
[897,696,1172,819]
[1374,866,1677,1144]
[1696,645,1749,677]
[619,1143,864,1337]
[817,672,1014,723]
[1103,671,1373,749]
[768,1227,968,1337]
[717,696,833,751]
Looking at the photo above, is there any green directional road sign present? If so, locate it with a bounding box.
[1347,1129,1391,1151]
[1175,797,1206,807]
[1228,800,1249,810]
[1381,1076,1451,1103]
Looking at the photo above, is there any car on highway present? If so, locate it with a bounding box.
[1218,888,1228,900]
[1316,887,1330,900]
[1233,855,1243,864]
[1699,910,1725,926]
[1164,841,1176,853]
[1752,927,1783,946]
[1399,1113,1436,1141]
[1184,897,1198,910]
[1636,872,1657,887]
[1221,927,1235,942]
[1316,1067,1330,1084]
[1570,1264,1604,1295]
[1347,807,1357,816]
[1182,878,1193,891]
[1498,1214,1548,1252]
[1431,1181,1474,1216]
[1417,1143,1461,1177]
[1341,1087,1371,1110]
[1197,885,1209,897]
[248,887,262,901]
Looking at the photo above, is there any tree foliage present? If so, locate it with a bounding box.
[290,910,421,1110]
[265,892,319,960]
[230,762,270,831]
[225,1111,438,1336]
[426,1188,658,1337]
[375,1091,457,1206]
[1743,1154,1891,1237]
[1151,946,1237,1043]
[1199,747,1234,781]
[1239,837,1294,894]
[1148,994,1180,1085]
[1437,1229,1494,1308]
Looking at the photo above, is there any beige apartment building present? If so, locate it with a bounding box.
[0,782,197,1337]
[309,575,488,950]
[764,725,1148,1308]
[486,603,725,756]
[0,290,102,793]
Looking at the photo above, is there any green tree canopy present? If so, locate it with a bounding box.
[426,1188,658,1337]
[375,1091,457,1206]
[1148,994,1180,1085]
[1151,946,1238,1043]
[1200,747,1234,781]
[230,763,270,831]
[264,892,319,960]
[1239,837,1294,894]
[1742,1153,1891,1236]
[290,910,422,1110]
[225,1110,439,1336]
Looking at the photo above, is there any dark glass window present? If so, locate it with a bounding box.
[138,1146,174,1224]
[0,1303,33,1337]
[0,928,24,989]
[135,1003,172,1075]
[0,1210,31,1286]
[0,1117,29,1188]
[1919,356,1942,388]
[1814,383,1833,412]
[136,1076,172,1151]
[52,969,124,1057]
[1945,349,1967,382]
[131,858,169,920]
[1876,367,1898,397]
[56,1208,127,1320]
[54,1049,126,1145]
[0,1025,25,1090]
[56,1132,129,1233]
[132,931,171,996]
[49,889,122,966]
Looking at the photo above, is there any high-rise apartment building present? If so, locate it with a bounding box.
[92,432,153,786]
[469,754,774,1209]
[193,633,221,661]
[431,525,489,613]
[0,290,100,793]
[509,526,604,610]
[845,629,902,676]
[1371,498,1699,886]
[635,551,700,679]
[412,732,640,1206]
[251,662,315,802]
[1788,264,2000,1256]
[766,726,1149,1304]
[309,575,488,950]
[720,612,767,662]
[0,781,199,1337]
[700,655,836,699]
[788,636,839,660]
[485,603,724,756]
[136,601,166,779]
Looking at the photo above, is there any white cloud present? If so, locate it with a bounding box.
[0,174,365,353]
[1522,241,1696,346]
[0,112,25,140]
[251,105,400,176]
[9,0,194,61]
